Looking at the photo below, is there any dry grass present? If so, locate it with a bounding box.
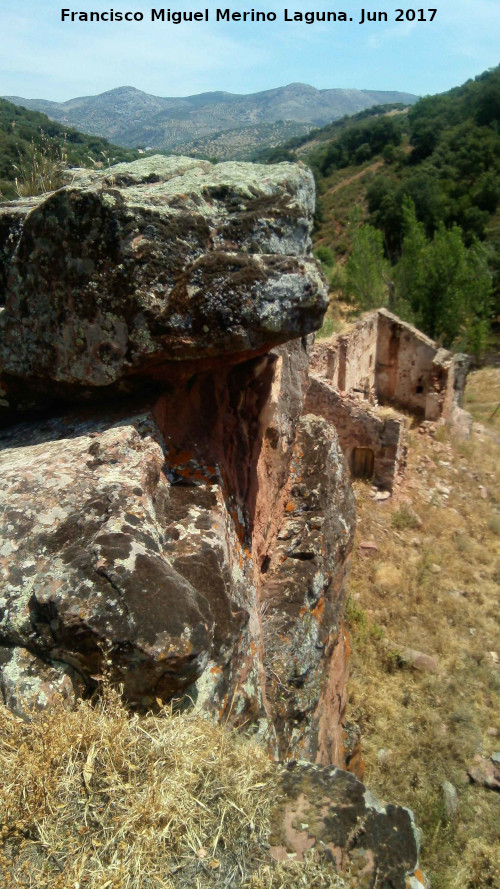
[345,366,500,888]
[13,134,68,197]
[0,686,347,889]
[0,686,276,889]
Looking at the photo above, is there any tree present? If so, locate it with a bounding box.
[395,199,492,357]
[393,198,427,319]
[342,211,391,309]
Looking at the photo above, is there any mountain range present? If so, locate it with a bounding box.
[4,84,419,158]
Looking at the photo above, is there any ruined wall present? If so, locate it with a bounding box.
[305,376,407,490]
[337,311,379,394]
[311,314,378,395]
[309,308,471,494]
[376,309,439,415]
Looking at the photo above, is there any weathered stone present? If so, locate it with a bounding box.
[0,156,327,412]
[260,414,356,763]
[0,336,356,759]
[0,645,83,720]
[358,541,379,556]
[468,755,500,791]
[440,780,459,819]
[0,409,214,706]
[269,762,426,888]
[0,155,428,883]
[400,649,439,673]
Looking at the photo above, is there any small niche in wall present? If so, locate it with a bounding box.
[352,447,375,480]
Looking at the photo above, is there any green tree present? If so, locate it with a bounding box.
[342,212,391,309]
[395,199,492,357]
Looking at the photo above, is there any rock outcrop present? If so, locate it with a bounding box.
[0,156,324,413]
[0,156,355,757]
[0,156,425,884]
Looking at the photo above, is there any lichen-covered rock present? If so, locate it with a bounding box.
[0,645,83,720]
[0,340,355,754]
[0,409,215,706]
[0,155,326,408]
[260,415,356,762]
[270,762,426,889]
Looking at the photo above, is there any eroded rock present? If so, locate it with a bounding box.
[270,762,426,889]
[0,410,214,706]
[260,415,356,762]
[0,645,83,720]
[0,155,326,411]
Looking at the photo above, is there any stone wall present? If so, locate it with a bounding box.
[376,309,471,425]
[305,376,407,491]
[310,313,379,397]
[376,309,439,415]
[312,309,471,427]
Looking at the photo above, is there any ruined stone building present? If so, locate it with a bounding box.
[307,308,471,490]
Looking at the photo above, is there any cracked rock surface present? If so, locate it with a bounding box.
[270,762,426,889]
[0,155,326,408]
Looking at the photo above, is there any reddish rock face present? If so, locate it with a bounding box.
[0,156,353,763]
[259,414,355,761]
[0,343,355,757]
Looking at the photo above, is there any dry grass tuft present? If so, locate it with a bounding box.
[345,366,500,889]
[0,685,280,889]
[13,134,69,197]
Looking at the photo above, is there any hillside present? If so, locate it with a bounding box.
[257,67,500,351]
[169,120,313,162]
[4,83,419,156]
[263,67,500,271]
[346,363,500,889]
[0,98,140,200]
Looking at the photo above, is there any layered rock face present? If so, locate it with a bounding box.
[0,156,428,886]
[0,157,357,764]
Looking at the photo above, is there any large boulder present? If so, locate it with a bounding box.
[0,408,214,706]
[0,156,326,408]
[270,762,426,889]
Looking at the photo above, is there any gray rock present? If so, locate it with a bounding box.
[440,780,459,818]
[399,648,439,673]
[0,156,327,410]
[0,408,214,707]
[270,762,427,888]
[468,755,500,791]
[0,645,83,720]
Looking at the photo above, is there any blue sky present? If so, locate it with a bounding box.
[1,1,499,100]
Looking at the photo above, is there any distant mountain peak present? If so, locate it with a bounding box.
[3,83,419,156]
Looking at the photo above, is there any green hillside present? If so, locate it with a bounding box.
[0,98,140,200]
[258,66,500,355]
